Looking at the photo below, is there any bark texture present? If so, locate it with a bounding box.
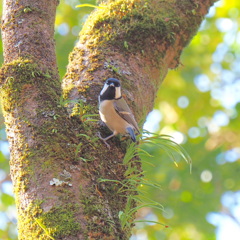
[0,0,215,239]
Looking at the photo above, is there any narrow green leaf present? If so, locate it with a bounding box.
[76,4,105,9]
[35,218,55,240]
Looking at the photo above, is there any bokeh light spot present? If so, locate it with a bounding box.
[216,18,233,32]
[198,117,208,128]
[194,74,211,92]
[163,208,174,219]
[57,23,69,35]
[213,111,229,127]
[143,109,162,133]
[216,153,226,165]
[177,96,189,109]
[171,131,186,144]
[225,148,240,162]
[200,170,213,183]
[188,127,201,138]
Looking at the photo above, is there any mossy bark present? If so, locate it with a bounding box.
[1,0,215,239]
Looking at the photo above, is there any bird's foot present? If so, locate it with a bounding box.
[98,120,107,128]
[97,132,111,149]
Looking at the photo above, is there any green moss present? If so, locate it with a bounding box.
[0,58,60,113]
[86,62,102,72]
[17,200,81,239]
[81,192,118,238]
[1,76,20,112]
[79,0,177,52]
[62,83,75,100]
[76,0,208,56]
[70,99,97,122]
[0,58,84,238]
[39,204,81,238]
[17,200,44,239]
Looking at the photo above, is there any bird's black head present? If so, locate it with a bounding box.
[99,78,122,101]
[106,78,121,88]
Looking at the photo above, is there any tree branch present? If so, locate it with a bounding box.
[2,0,58,73]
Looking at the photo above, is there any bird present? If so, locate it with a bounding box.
[98,78,140,148]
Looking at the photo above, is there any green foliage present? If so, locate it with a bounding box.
[99,134,191,232]
[70,99,99,123]
[55,0,97,78]
[133,1,240,239]
[140,131,192,171]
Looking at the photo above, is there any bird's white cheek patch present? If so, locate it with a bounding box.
[115,87,121,99]
[100,83,108,96]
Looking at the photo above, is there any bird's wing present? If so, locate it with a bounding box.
[113,98,140,133]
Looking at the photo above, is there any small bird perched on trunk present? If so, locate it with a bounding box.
[98,78,140,148]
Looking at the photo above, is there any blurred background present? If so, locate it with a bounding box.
[0,0,240,239]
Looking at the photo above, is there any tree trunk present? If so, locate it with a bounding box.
[0,0,215,239]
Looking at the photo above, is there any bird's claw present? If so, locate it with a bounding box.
[97,132,111,149]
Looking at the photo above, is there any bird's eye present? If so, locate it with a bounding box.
[108,81,115,86]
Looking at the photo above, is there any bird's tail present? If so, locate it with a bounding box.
[126,127,136,142]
